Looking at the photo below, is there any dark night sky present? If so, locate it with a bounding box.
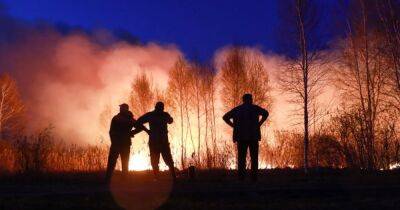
[1,0,340,61]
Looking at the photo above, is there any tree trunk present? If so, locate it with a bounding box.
[296,0,309,173]
[179,91,185,169]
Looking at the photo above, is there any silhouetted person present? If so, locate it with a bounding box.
[134,102,176,180]
[105,103,147,183]
[223,94,269,181]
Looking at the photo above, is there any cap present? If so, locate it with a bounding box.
[119,103,129,109]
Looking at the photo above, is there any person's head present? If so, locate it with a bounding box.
[119,103,129,113]
[155,101,164,112]
[242,93,253,104]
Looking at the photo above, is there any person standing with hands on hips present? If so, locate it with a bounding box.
[223,94,269,182]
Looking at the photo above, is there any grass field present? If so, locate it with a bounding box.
[1,169,400,210]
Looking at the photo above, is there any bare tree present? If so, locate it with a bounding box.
[278,0,324,173]
[189,63,203,165]
[168,57,192,168]
[246,55,272,110]
[376,0,400,90]
[130,72,155,116]
[200,65,217,168]
[0,73,25,140]
[220,47,272,119]
[220,47,248,110]
[335,0,393,169]
[220,47,272,109]
[375,0,400,112]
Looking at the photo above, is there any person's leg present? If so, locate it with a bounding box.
[150,144,161,179]
[161,143,176,180]
[105,145,119,183]
[237,141,248,181]
[120,146,131,176]
[249,141,259,182]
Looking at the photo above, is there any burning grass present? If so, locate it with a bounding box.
[0,128,236,175]
[1,127,399,175]
[0,128,108,174]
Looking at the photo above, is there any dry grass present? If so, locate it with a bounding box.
[0,128,108,174]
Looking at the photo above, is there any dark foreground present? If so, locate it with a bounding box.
[1,169,400,210]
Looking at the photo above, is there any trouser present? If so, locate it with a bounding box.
[105,144,130,182]
[149,142,175,178]
[237,141,259,181]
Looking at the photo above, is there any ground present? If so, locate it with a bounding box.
[0,169,400,210]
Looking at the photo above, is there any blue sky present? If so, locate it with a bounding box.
[1,0,339,61]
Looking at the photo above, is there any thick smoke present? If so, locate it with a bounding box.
[0,11,181,144]
[0,8,338,146]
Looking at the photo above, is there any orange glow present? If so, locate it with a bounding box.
[128,153,152,171]
[227,158,275,170]
[389,163,400,170]
[128,152,169,171]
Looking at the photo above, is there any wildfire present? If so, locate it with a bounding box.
[128,153,152,171]
[227,159,275,170]
[128,152,169,171]
[389,163,400,170]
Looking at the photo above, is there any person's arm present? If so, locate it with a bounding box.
[222,109,235,128]
[131,120,150,136]
[132,113,151,135]
[109,117,118,142]
[166,113,173,124]
[258,106,269,127]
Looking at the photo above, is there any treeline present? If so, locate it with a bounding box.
[275,0,400,170]
[123,0,400,171]
[123,47,272,170]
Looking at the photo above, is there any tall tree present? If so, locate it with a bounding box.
[375,0,400,112]
[335,0,392,169]
[220,47,248,111]
[189,63,203,165]
[200,65,217,168]
[168,58,192,168]
[220,47,272,119]
[246,54,272,109]
[278,0,324,173]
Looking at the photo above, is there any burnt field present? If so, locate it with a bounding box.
[0,169,400,210]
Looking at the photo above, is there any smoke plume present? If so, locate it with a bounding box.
[0,11,181,143]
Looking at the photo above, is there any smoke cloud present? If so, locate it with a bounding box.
[0,8,337,146]
[0,11,181,143]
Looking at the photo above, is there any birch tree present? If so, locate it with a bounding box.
[278,0,324,173]
[335,0,393,169]
[168,58,192,168]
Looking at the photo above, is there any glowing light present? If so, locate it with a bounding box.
[128,152,169,171]
[227,159,275,170]
[264,163,275,169]
[389,163,400,170]
[128,153,152,171]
